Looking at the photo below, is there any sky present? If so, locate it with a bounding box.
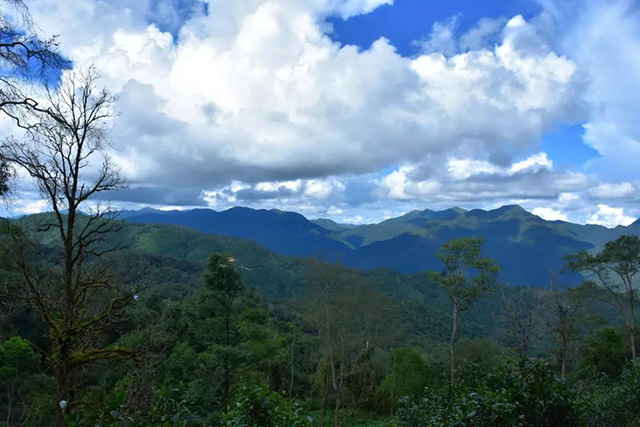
[3,0,640,227]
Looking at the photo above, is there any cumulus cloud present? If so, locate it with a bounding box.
[447,152,553,180]
[2,0,634,227]
[328,0,393,18]
[22,3,584,185]
[588,182,635,199]
[542,0,640,183]
[378,152,589,207]
[532,207,568,222]
[587,204,636,228]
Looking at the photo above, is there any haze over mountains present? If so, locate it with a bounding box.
[121,205,640,287]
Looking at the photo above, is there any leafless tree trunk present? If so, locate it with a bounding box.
[289,336,295,400]
[1,68,136,426]
[450,304,458,379]
[303,260,393,427]
[319,363,329,427]
[502,287,542,359]
[544,272,590,380]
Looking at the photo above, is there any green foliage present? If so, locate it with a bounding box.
[379,348,433,409]
[565,235,640,362]
[429,238,501,311]
[0,336,54,426]
[574,327,628,380]
[457,339,508,371]
[3,217,640,426]
[575,362,640,427]
[145,387,200,426]
[394,359,576,427]
[221,385,311,427]
[203,253,245,305]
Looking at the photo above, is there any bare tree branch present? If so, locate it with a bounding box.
[0,68,134,426]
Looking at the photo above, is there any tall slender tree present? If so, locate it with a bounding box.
[201,253,245,406]
[502,287,543,358]
[1,68,135,426]
[544,272,588,380]
[430,238,500,379]
[303,260,394,427]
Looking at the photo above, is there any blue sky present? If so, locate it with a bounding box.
[328,0,542,56]
[327,0,596,170]
[4,0,640,227]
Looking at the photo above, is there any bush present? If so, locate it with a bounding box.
[221,385,311,427]
[575,362,640,427]
[394,359,576,427]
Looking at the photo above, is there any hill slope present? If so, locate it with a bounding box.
[120,205,640,286]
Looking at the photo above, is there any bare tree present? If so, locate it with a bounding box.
[543,273,577,379]
[1,68,136,426]
[303,260,394,427]
[1,0,65,194]
[502,287,543,359]
[1,1,63,115]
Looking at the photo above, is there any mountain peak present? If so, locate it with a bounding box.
[496,204,527,213]
[448,207,468,215]
[464,205,533,221]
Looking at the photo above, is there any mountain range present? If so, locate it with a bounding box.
[119,205,640,287]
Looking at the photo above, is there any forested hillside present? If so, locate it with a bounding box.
[2,213,638,426]
[1,1,639,425]
[122,205,640,286]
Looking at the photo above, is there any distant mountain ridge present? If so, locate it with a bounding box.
[120,205,640,286]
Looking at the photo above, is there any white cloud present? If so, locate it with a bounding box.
[447,152,553,180]
[21,3,584,203]
[304,178,345,200]
[10,199,49,216]
[418,15,460,56]
[587,204,636,228]
[543,0,640,183]
[532,207,568,222]
[328,0,393,18]
[509,152,553,174]
[448,158,499,180]
[9,0,638,226]
[381,152,586,204]
[460,17,507,51]
[379,165,440,200]
[256,180,303,192]
[589,182,635,199]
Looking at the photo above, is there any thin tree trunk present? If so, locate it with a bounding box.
[630,326,637,363]
[390,363,395,416]
[334,392,341,427]
[223,310,232,405]
[629,293,637,363]
[450,304,459,379]
[560,339,567,381]
[6,387,12,426]
[319,366,328,427]
[328,348,340,427]
[289,338,295,399]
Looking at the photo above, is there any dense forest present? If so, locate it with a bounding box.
[2,209,640,426]
[1,1,639,426]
